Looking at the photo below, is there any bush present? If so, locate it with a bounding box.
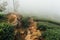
[42,29,60,40]
[37,22,60,40]
[0,14,5,19]
[0,23,14,40]
[22,17,29,28]
[37,24,47,31]
[0,13,7,22]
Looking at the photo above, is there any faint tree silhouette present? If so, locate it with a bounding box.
[0,2,7,12]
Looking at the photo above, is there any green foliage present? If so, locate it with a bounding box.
[22,17,29,28]
[38,22,60,40]
[43,29,60,40]
[0,13,4,19]
[0,12,7,22]
[0,23,14,40]
[38,25,47,31]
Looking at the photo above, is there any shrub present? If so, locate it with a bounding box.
[42,29,60,40]
[22,17,29,28]
[0,13,5,19]
[0,23,14,40]
[0,13,7,22]
[37,24,47,31]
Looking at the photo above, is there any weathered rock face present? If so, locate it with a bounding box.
[25,17,42,40]
[6,12,22,26]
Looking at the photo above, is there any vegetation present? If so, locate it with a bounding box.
[21,17,29,28]
[0,23,14,40]
[44,29,60,40]
[0,13,7,23]
[0,14,60,40]
[38,22,60,40]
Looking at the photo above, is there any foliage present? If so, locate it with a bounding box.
[0,13,7,22]
[22,17,29,28]
[38,22,60,40]
[43,29,60,40]
[0,13,5,19]
[0,23,14,40]
[37,24,47,31]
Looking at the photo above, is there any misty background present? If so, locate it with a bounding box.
[0,0,60,23]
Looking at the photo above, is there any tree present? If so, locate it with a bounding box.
[0,2,7,12]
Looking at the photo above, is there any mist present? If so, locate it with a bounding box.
[18,0,60,23]
[0,0,60,23]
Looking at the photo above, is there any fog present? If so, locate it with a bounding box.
[0,0,60,23]
[18,0,60,23]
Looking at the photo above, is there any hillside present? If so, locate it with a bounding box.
[0,14,60,40]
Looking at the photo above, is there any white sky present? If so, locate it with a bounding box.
[0,0,60,23]
[19,0,60,23]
